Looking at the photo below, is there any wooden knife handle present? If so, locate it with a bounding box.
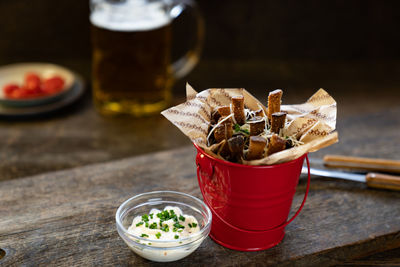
[366,173,400,191]
[323,154,400,174]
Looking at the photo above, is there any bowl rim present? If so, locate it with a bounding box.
[116,190,212,246]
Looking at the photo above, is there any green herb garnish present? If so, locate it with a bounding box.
[145,222,149,228]
[234,123,250,135]
[174,222,185,229]
[149,222,157,229]
[241,129,250,134]
[179,215,185,221]
[157,210,170,221]
[149,214,154,219]
[161,224,169,232]
[148,243,152,245]
[188,223,198,228]
[155,232,161,239]
[173,228,177,232]
[136,222,144,227]
[174,235,179,239]
[141,214,149,222]
[234,124,241,132]
[141,234,149,238]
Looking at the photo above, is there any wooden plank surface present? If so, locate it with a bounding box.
[1,63,400,182]
[0,145,399,266]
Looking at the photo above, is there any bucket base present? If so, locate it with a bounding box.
[208,211,286,251]
[209,231,285,252]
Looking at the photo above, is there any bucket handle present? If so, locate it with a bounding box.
[196,154,311,234]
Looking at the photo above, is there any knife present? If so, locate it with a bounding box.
[323,154,400,174]
[302,166,400,191]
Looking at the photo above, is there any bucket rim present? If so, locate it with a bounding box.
[194,142,306,169]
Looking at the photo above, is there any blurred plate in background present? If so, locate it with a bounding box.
[0,63,75,107]
[0,72,85,118]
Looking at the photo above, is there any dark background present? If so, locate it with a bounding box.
[1,0,400,96]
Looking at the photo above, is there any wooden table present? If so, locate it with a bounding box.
[0,60,400,266]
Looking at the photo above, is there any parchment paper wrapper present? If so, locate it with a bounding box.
[162,84,338,165]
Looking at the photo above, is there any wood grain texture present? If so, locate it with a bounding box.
[0,146,399,266]
[324,154,400,174]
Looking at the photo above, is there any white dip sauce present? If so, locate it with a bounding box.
[126,206,202,262]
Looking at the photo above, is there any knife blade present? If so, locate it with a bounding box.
[301,166,400,191]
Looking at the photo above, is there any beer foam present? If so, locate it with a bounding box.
[90,0,171,32]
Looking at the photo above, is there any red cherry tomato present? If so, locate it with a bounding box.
[42,76,65,94]
[8,88,30,99]
[24,73,41,93]
[3,73,65,99]
[3,84,20,96]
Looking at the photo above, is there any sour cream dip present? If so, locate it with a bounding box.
[125,206,203,262]
[128,206,200,242]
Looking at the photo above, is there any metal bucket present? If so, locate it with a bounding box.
[195,144,311,251]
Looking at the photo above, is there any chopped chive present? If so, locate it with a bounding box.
[141,234,149,238]
[188,223,192,228]
[161,224,169,232]
[136,222,144,227]
[179,215,185,221]
[148,243,152,245]
[173,228,177,232]
[241,129,250,135]
[145,222,149,228]
[174,222,185,229]
[192,223,198,228]
[178,229,183,233]
[174,235,179,239]
[141,214,149,222]
[149,214,154,219]
[179,241,182,244]
[156,232,161,239]
[149,222,157,229]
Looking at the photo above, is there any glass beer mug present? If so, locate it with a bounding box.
[90,0,204,116]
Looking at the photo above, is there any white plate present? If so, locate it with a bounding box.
[0,73,85,117]
[0,63,75,107]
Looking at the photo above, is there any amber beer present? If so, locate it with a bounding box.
[90,5,173,116]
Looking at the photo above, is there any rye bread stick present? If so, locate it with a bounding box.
[211,106,230,124]
[271,112,287,134]
[248,116,265,136]
[267,89,283,122]
[267,134,286,155]
[232,95,245,125]
[214,117,233,143]
[228,135,244,162]
[246,136,267,160]
[217,106,231,117]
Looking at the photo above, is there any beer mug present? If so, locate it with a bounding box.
[90,0,204,116]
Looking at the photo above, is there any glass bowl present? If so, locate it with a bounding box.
[116,191,212,262]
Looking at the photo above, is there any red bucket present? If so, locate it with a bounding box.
[195,144,311,251]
